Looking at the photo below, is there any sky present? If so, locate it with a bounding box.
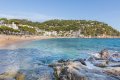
[0,0,120,31]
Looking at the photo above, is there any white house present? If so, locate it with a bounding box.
[9,22,18,29]
[0,20,18,29]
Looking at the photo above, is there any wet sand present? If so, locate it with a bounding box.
[0,35,54,49]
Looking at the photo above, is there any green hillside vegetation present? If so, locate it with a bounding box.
[18,26,36,35]
[0,18,120,36]
[0,18,41,27]
[38,20,120,36]
[0,26,20,34]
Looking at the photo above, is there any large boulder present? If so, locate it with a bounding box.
[112,53,120,57]
[104,67,120,78]
[50,60,87,80]
[109,53,120,62]
[18,66,55,80]
[0,71,16,80]
[109,57,120,62]
[99,49,110,60]
[53,61,88,80]
[50,60,119,80]
[15,72,25,80]
[93,60,109,67]
[86,56,109,67]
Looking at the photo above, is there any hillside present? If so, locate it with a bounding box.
[0,18,120,37]
[39,20,120,37]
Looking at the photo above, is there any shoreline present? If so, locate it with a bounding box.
[0,35,120,49]
[0,35,54,49]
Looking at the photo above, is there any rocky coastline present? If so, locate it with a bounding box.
[49,49,120,80]
[0,49,120,80]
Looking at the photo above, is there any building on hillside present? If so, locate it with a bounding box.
[43,31,57,36]
[10,22,18,29]
[0,20,18,29]
[7,22,18,29]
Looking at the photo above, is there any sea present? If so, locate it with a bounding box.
[0,38,120,79]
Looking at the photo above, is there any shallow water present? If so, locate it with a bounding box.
[0,38,120,79]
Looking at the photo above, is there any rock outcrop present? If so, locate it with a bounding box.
[50,49,120,80]
[50,60,119,80]
[15,72,25,80]
[0,49,120,80]
[0,66,55,80]
[99,49,110,60]
[109,53,120,62]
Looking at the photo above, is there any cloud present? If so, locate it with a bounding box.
[0,12,61,22]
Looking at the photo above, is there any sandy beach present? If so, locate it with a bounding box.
[0,35,74,49]
[0,35,120,49]
[0,35,54,49]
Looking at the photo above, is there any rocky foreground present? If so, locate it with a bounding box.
[49,49,120,80]
[0,49,120,80]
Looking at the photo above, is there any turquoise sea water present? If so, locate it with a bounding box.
[0,38,120,74]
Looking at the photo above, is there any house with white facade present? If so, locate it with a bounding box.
[9,22,18,29]
[0,20,18,29]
